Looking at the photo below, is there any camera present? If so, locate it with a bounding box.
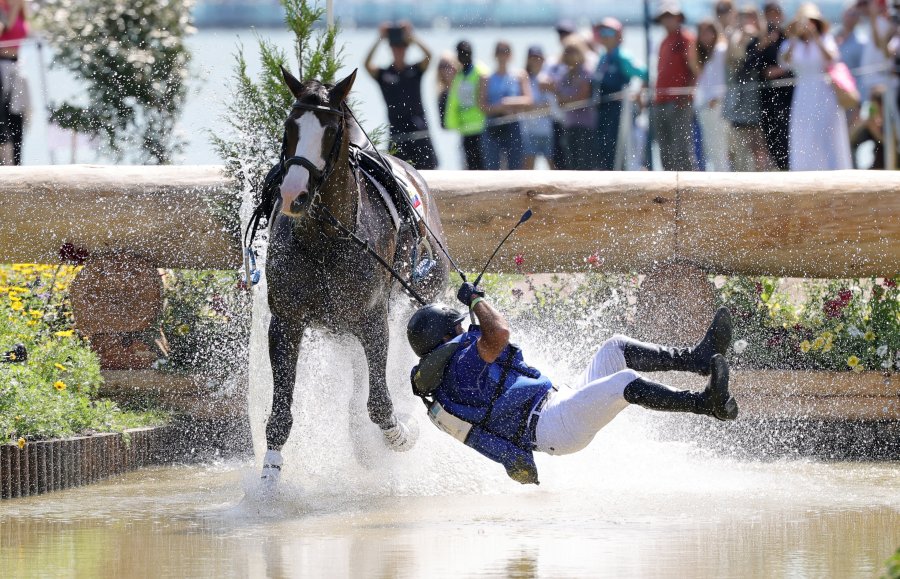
[387,25,407,47]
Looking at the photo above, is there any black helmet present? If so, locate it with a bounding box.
[407,304,466,357]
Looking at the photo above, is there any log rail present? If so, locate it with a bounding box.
[0,166,897,277]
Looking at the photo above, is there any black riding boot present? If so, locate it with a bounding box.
[621,307,733,376]
[623,354,738,421]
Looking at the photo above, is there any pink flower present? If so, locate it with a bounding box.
[514,254,525,267]
[838,289,852,304]
[586,252,602,267]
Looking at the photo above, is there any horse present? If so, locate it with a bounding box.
[259,67,450,483]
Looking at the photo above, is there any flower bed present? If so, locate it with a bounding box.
[482,264,898,377]
[1,264,167,447]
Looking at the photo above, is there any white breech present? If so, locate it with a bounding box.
[534,335,636,455]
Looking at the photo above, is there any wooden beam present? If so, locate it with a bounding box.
[677,172,900,278]
[1,166,898,277]
[425,170,679,273]
[0,165,238,269]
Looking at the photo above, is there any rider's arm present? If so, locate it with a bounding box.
[474,299,510,363]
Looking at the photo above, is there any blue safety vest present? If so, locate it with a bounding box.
[411,327,554,482]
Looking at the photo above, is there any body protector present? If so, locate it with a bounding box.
[410,327,553,484]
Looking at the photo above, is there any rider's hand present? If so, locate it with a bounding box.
[506,458,540,485]
[457,282,485,307]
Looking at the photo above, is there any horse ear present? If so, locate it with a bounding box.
[280,65,304,99]
[329,69,357,106]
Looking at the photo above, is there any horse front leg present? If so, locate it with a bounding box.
[262,313,305,485]
[357,312,418,452]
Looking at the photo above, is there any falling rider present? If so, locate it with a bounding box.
[407,282,739,484]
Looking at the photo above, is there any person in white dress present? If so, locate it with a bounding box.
[695,19,732,171]
[779,3,853,170]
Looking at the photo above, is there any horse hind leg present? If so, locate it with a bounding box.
[262,314,305,485]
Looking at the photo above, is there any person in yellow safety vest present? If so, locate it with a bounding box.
[445,40,489,170]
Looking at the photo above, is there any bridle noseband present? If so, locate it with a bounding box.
[280,101,346,209]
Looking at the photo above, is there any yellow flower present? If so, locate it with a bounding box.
[813,337,825,350]
[26,320,37,326]
[10,301,23,311]
[17,437,25,450]
[29,310,43,319]
[864,331,876,342]
[822,338,833,353]
[54,380,67,391]
[800,340,812,353]
[852,364,865,373]
[847,355,860,368]
[176,323,190,336]
[54,330,74,338]
[822,331,833,340]
[55,363,67,371]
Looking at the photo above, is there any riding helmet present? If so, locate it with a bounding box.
[407,304,466,357]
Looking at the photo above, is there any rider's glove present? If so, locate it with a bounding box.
[457,282,485,307]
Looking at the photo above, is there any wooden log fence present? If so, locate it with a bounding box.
[0,166,897,277]
[0,427,175,500]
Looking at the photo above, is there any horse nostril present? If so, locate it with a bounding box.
[290,197,306,214]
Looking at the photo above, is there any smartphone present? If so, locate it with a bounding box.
[387,26,406,47]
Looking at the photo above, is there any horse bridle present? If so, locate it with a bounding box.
[280,100,346,215]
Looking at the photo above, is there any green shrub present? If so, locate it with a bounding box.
[37,0,194,163]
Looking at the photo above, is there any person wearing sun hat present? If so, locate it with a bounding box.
[592,17,648,170]
[652,0,699,171]
[780,2,853,170]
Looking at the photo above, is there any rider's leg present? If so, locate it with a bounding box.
[620,307,732,376]
[535,355,737,456]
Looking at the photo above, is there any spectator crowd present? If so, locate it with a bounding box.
[369,0,900,172]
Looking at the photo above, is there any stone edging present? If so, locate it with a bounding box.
[0,426,175,500]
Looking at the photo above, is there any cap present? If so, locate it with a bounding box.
[596,17,623,32]
[555,19,576,35]
[527,45,544,58]
[655,0,686,22]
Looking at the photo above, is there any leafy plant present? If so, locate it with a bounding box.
[155,270,249,384]
[720,276,899,372]
[884,547,900,579]
[210,0,343,226]
[37,0,194,163]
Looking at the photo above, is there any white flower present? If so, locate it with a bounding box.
[848,326,863,338]
[876,345,889,357]
[733,339,749,354]
[882,359,893,369]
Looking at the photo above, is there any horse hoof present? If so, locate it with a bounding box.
[382,413,419,452]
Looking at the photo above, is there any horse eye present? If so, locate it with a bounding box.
[324,127,337,140]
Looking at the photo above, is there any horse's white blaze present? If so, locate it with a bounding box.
[280,113,328,214]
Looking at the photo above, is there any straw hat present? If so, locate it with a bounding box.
[786,2,829,35]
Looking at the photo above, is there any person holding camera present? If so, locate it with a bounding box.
[406,283,738,485]
[364,21,438,169]
[780,2,853,170]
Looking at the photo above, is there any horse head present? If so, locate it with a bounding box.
[278,67,357,218]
